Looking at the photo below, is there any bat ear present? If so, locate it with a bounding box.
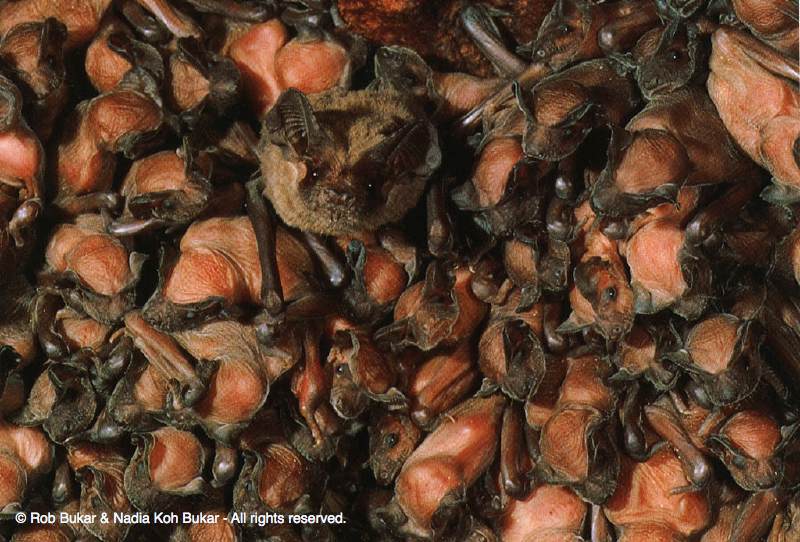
[656,20,681,54]
[39,17,67,65]
[605,123,630,170]
[574,257,606,303]
[556,310,589,334]
[269,88,328,157]
[373,46,432,94]
[608,52,637,75]
[513,81,534,122]
[368,120,440,179]
[561,100,595,126]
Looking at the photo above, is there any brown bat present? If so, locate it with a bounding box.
[258,87,441,236]
[707,26,800,205]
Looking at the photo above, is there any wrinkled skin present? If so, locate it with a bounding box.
[650,383,788,494]
[643,394,713,489]
[450,132,552,238]
[0,17,68,141]
[478,291,546,401]
[123,311,207,411]
[561,210,635,341]
[707,27,800,204]
[328,329,401,418]
[339,230,415,321]
[0,0,797,538]
[123,426,209,510]
[174,320,275,440]
[698,485,746,542]
[673,314,762,406]
[0,419,53,511]
[116,149,207,232]
[14,360,98,443]
[517,58,641,161]
[109,148,245,236]
[84,17,138,94]
[42,304,113,356]
[42,214,143,325]
[592,87,758,217]
[142,216,317,331]
[291,325,342,458]
[528,0,659,66]
[233,441,312,516]
[525,353,565,429]
[498,403,534,497]
[502,234,571,308]
[622,187,710,318]
[0,75,44,252]
[499,484,587,542]
[378,263,488,352]
[0,0,112,50]
[66,443,132,542]
[457,0,658,131]
[605,447,711,541]
[225,18,353,117]
[700,487,784,542]
[327,336,367,420]
[627,22,707,100]
[135,0,202,38]
[730,0,798,56]
[165,36,240,128]
[368,411,422,486]
[453,134,524,209]
[259,88,441,236]
[627,221,690,313]
[121,312,277,443]
[537,353,619,503]
[107,356,170,432]
[408,341,478,428]
[708,410,783,491]
[53,69,163,217]
[377,394,506,539]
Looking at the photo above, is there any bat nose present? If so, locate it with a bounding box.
[323,187,354,205]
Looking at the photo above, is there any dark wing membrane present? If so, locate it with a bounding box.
[368,120,433,180]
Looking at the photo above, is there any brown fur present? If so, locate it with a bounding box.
[260,88,440,235]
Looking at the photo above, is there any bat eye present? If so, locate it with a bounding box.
[559,24,570,34]
[731,453,748,469]
[384,433,399,448]
[603,286,617,300]
[670,50,681,61]
[365,181,383,203]
[305,160,326,184]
